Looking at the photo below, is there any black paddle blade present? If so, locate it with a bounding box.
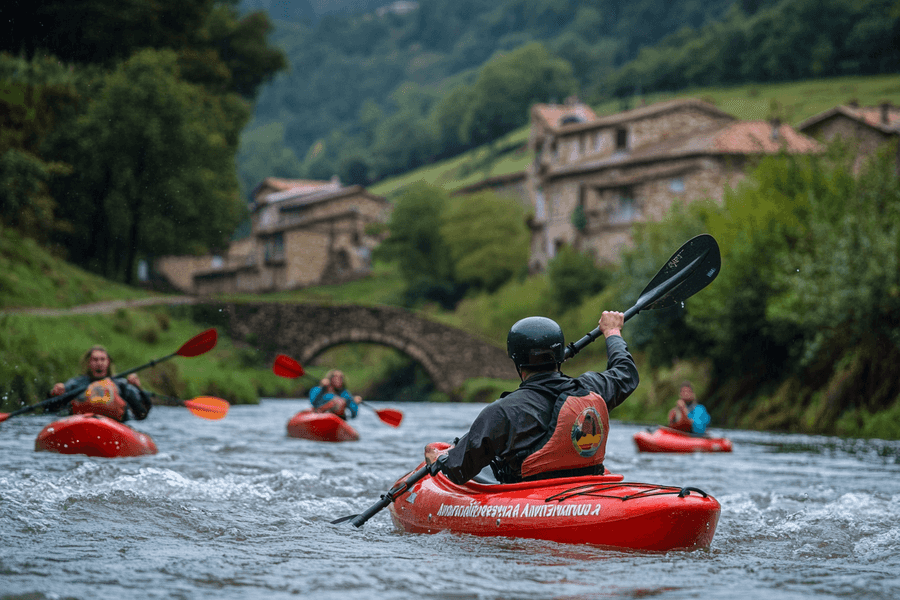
[632,233,721,314]
[565,234,721,360]
[330,514,358,525]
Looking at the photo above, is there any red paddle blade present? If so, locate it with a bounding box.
[183,396,230,420]
[375,408,403,427]
[273,354,304,378]
[177,328,218,358]
[0,413,10,423]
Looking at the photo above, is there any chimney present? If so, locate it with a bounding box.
[881,102,891,125]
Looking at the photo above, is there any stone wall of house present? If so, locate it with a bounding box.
[283,227,331,288]
[155,255,217,292]
[551,107,734,168]
[804,117,895,172]
[532,155,747,267]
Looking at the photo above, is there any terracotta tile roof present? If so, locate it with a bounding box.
[708,121,821,154]
[260,177,335,192]
[798,104,900,134]
[532,103,598,128]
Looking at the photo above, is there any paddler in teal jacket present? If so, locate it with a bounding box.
[49,345,152,422]
[425,311,638,484]
[668,381,710,435]
[309,369,360,420]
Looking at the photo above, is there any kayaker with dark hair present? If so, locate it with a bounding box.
[667,381,710,435]
[424,311,638,484]
[49,345,153,422]
[309,369,360,421]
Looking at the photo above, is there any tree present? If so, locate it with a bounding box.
[440,191,530,293]
[374,182,460,307]
[52,49,247,282]
[2,1,286,100]
[546,245,610,313]
[462,42,578,147]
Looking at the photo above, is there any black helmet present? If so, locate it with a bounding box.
[507,316,565,371]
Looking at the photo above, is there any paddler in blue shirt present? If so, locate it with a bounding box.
[309,369,360,421]
[49,345,152,422]
[425,311,638,484]
[667,381,710,435]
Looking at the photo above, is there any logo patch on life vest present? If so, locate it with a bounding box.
[82,378,117,406]
[570,407,604,457]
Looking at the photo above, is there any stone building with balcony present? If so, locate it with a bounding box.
[154,177,391,295]
[525,97,822,270]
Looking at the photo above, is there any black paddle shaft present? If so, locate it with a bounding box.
[345,464,432,527]
[564,234,720,360]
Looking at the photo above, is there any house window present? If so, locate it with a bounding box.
[615,127,628,151]
[535,188,546,221]
[610,187,638,224]
[264,234,284,263]
[670,178,685,193]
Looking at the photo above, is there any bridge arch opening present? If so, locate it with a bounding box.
[295,339,454,402]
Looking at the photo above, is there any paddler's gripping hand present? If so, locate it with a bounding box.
[425,442,452,476]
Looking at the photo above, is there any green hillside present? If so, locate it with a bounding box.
[372,74,900,197]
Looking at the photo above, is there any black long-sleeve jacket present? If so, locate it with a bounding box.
[437,335,638,484]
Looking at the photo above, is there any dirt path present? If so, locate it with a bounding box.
[1,295,199,316]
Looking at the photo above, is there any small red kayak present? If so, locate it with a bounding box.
[388,464,720,551]
[633,426,733,453]
[35,414,158,458]
[286,410,359,443]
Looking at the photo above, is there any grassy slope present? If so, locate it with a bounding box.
[0,227,296,410]
[0,227,151,310]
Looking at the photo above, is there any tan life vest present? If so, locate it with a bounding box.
[316,396,348,419]
[70,378,128,421]
[520,390,610,480]
[668,404,692,432]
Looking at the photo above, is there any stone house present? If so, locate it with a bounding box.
[797,102,900,174]
[154,177,391,294]
[525,98,822,270]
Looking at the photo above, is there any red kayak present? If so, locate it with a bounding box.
[286,410,359,443]
[633,426,733,453]
[388,465,720,551]
[35,414,158,458]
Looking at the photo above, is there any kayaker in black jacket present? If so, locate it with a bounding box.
[49,345,153,422]
[425,311,638,484]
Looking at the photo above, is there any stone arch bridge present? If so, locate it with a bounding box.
[211,302,517,397]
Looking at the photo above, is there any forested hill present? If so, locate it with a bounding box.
[235,0,746,192]
[235,0,899,195]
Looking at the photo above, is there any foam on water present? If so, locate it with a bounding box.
[2,400,900,600]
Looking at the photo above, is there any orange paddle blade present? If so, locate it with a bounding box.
[273,354,304,378]
[183,396,230,420]
[177,329,218,358]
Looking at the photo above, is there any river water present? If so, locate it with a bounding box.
[1,399,898,600]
